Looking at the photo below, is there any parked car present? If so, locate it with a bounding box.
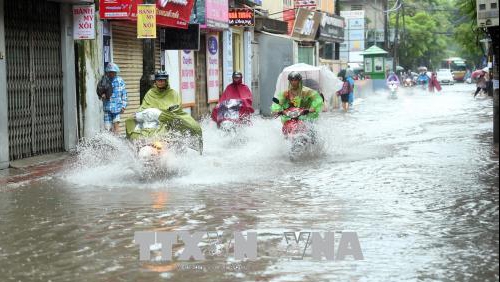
[436,69,455,85]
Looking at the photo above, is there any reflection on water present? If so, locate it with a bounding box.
[0,84,498,281]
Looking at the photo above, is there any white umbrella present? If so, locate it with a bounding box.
[274,63,343,98]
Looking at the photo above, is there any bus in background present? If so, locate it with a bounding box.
[441,57,468,82]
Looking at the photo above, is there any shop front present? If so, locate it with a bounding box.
[291,8,322,66]
[0,0,78,166]
[99,0,195,131]
[189,0,229,119]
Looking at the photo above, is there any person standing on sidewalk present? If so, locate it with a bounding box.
[101,63,128,133]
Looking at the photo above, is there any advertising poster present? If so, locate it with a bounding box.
[156,0,196,29]
[180,50,196,106]
[364,57,373,73]
[374,57,384,72]
[206,33,220,103]
[206,0,229,29]
[73,4,95,40]
[137,4,156,38]
[99,0,130,19]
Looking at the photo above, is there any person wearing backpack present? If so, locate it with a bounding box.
[100,63,127,133]
[336,70,351,111]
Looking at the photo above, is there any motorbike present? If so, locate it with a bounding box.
[417,74,429,91]
[129,105,198,168]
[387,81,399,99]
[403,77,414,87]
[273,98,316,161]
[215,99,244,134]
[130,106,175,165]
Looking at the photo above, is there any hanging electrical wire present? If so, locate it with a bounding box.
[385,1,403,14]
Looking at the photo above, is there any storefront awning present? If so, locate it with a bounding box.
[255,17,288,34]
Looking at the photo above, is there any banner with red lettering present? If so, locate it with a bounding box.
[100,0,195,29]
[99,0,131,19]
[129,0,195,29]
[156,0,195,28]
[137,4,156,38]
[73,4,95,39]
[180,50,196,106]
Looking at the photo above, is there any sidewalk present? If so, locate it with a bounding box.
[0,152,70,186]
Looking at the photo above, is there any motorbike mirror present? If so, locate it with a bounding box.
[168,105,180,111]
[272,97,280,104]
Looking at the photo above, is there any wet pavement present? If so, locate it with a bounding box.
[0,84,498,281]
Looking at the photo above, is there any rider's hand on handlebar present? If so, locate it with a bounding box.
[273,111,283,118]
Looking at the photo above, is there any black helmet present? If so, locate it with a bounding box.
[232,71,243,78]
[337,69,346,78]
[288,71,302,81]
[155,70,169,80]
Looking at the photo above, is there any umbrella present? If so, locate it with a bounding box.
[275,63,343,96]
[471,69,486,79]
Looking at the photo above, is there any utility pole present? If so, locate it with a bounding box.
[334,0,340,60]
[393,0,400,72]
[384,0,389,50]
[401,1,405,58]
[489,26,500,145]
[139,0,156,104]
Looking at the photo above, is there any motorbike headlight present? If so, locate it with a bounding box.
[152,141,163,150]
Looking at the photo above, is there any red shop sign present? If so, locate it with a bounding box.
[128,0,195,29]
[99,0,132,19]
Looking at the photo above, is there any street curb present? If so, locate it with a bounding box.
[0,153,70,186]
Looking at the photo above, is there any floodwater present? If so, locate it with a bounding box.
[0,84,498,281]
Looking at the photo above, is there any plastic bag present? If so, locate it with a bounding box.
[96,75,112,100]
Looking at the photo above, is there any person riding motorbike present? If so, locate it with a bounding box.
[417,71,430,88]
[125,71,203,153]
[270,71,324,123]
[211,71,254,127]
[403,71,414,87]
[386,71,400,85]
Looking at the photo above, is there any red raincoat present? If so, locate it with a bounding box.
[429,73,442,92]
[211,82,254,123]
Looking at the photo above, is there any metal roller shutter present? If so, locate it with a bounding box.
[111,22,142,134]
[111,23,162,134]
[5,0,64,160]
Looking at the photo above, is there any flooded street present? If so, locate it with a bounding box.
[0,84,498,281]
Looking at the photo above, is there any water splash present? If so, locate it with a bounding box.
[61,115,337,187]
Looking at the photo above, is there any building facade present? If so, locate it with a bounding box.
[0,0,81,168]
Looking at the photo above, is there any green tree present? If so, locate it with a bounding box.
[389,0,453,69]
[453,0,484,66]
[388,0,488,70]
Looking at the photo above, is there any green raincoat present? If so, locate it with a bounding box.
[125,85,203,151]
[271,81,324,123]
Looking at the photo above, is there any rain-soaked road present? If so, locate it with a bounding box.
[0,83,498,281]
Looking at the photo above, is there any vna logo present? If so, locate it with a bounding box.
[134,230,364,261]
